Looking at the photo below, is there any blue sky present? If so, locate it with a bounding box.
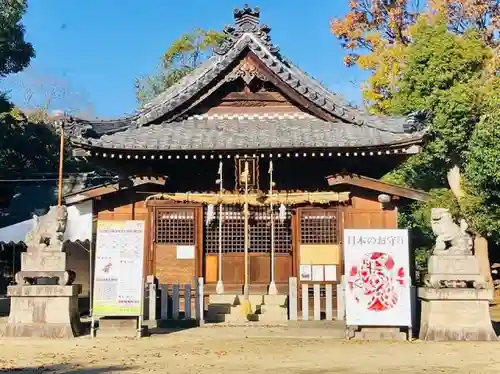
[1,0,370,118]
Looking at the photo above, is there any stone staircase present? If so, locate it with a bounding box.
[206,294,288,323]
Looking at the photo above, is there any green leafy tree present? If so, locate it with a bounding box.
[0,0,35,77]
[0,1,95,224]
[134,28,225,105]
[462,75,500,240]
[378,19,498,271]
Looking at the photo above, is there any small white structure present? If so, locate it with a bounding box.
[0,201,93,244]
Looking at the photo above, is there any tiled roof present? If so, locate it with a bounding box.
[73,113,423,151]
[65,5,428,148]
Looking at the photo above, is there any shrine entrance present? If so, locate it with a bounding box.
[203,204,294,293]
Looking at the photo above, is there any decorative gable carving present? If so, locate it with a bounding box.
[226,56,268,85]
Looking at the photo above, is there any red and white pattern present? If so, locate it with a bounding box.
[348,252,405,311]
[344,229,411,327]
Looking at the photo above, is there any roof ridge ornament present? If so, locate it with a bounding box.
[234,4,260,30]
[214,4,279,56]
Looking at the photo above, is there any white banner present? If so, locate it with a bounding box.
[343,229,411,327]
[93,220,145,316]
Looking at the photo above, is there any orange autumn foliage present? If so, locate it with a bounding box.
[331,0,498,112]
[331,0,499,68]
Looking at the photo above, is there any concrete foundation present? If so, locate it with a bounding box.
[97,317,147,338]
[2,284,83,338]
[352,327,408,341]
[419,287,497,341]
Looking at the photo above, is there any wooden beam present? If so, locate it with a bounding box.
[64,176,167,205]
[326,173,430,202]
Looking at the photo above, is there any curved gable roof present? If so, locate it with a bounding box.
[65,5,427,151]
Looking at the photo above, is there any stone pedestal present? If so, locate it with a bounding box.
[2,284,83,338]
[418,287,497,341]
[425,255,485,288]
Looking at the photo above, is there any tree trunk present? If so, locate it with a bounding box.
[447,164,464,199]
[475,235,494,290]
[447,164,493,288]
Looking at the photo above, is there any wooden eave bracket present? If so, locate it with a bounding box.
[325,173,430,202]
[64,176,167,205]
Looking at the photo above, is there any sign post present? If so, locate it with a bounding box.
[343,229,412,336]
[91,220,146,337]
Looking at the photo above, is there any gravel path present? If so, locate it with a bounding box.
[0,327,500,373]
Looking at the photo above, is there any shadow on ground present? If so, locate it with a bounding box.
[0,364,136,373]
[147,319,198,336]
[491,320,500,336]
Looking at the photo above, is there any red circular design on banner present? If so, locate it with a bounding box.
[348,252,405,311]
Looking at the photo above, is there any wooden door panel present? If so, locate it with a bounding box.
[275,255,293,282]
[155,244,196,285]
[204,255,218,283]
[222,256,245,284]
[153,207,198,285]
[250,255,270,284]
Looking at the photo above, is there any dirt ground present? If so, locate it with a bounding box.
[1,325,500,374]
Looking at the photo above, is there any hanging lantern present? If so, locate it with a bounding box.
[206,204,215,225]
[278,204,286,222]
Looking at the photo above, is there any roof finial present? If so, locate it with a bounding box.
[234,4,260,31]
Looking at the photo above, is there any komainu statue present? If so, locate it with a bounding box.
[430,208,473,255]
[424,208,486,289]
[24,205,68,252]
[15,205,75,286]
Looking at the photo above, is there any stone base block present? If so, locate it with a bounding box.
[97,317,147,338]
[3,323,78,339]
[208,294,264,307]
[2,285,82,338]
[258,304,288,322]
[353,327,407,341]
[208,294,239,305]
[419,287,497,341]
[263,294,287,306]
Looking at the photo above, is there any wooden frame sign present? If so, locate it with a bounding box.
[92,220,146,317]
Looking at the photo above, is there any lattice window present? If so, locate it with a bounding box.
[155,209,195,245]
[300,209,338,245]
[204,205,292,254]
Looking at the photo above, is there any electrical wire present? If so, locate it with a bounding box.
[0,175,114,182]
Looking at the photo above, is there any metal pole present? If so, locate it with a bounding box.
[268,160,278,295]
[90,227,96,338]
[215,161,224,294]
[57,123,64,207]
[90,240,96,338]
[243,161,250,299]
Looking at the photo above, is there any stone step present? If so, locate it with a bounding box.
[205,313,226,323]
[263,294,287,307]
[257,305,288,322]
[259,304,287,315]
[208,294,239,305]
[208,294,265,307]
[207,303,233,315]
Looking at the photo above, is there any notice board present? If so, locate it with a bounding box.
[92,220,145,317]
